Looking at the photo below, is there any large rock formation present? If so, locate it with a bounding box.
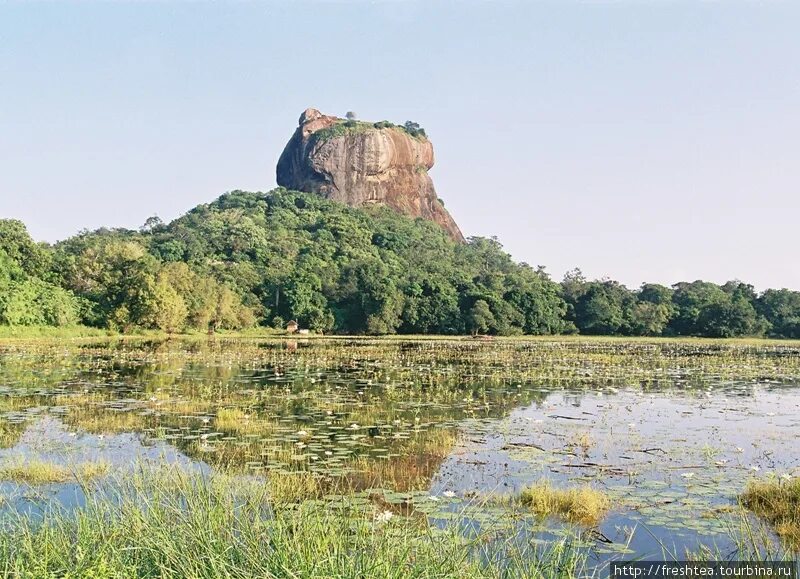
[276,108,464,242]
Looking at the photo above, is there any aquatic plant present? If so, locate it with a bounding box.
[741,476,800,550]
[0,459,110,485]
[0,467,588,578]
[519,481,611,526]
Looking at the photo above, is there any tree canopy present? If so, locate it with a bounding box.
[2,190,799,338]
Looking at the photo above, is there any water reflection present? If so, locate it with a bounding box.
[0,337,799,559]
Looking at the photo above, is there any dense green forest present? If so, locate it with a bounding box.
[2,189,799,338]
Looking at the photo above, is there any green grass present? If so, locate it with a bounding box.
[741,477,800,551]
[0,459,111,485]
[0,325,115,340]
[0,467,587,578]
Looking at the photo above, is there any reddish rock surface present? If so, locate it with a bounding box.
[276,108,464,242]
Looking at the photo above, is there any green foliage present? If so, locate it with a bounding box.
[467,300,494,335]
[2,189,798,338]
[0,277,80,327]
[758,289,800,338]
[0,219,51,278]
[50,232,254,332]
[129,189,569,336]
[561,275,775,339]
[0,227,81,327]
[666,281,767,337]
[402,120,427,139]
[312,120,374,143]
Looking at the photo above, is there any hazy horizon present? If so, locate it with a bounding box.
[2,1,798,291]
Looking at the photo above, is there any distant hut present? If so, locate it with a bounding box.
[286,320,299,334]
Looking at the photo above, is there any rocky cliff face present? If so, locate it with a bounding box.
[276,108,464,242]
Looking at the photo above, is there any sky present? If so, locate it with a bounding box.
[1,1,798,291]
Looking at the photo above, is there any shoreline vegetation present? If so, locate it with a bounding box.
[3,325,800,346]
[3,190,800,341]
[0,463,794,577]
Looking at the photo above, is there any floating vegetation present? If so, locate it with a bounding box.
[518,481,611,526]
[741,477,800,551]
[0,336,798,568]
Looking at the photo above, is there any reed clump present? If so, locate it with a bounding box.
[741,477,800,550]
[519,481,611,526]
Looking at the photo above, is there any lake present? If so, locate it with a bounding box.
[1,337,798,571]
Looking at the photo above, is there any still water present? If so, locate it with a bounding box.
[1,337,798,561]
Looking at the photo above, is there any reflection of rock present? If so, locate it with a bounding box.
[277,108,464,242]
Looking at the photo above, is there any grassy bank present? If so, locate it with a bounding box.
[0,467,586,579]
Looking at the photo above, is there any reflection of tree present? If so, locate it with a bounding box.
[2,339,799,485]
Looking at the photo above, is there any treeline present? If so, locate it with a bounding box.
[1,189,799,338]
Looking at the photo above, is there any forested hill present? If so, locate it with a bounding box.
[1,188,799,338]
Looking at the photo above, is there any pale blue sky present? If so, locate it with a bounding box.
[1,1,798,290]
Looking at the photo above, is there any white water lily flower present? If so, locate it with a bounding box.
[325,451,333,456]
[781,473,792,481]
[297,430,308,437]
[442,490,456,498]
[750,465,761,472]
[736,447,744,453]
[428,495,440,502]
[628,423,637,428]
[350,423,359,430]
[375,510,394,523]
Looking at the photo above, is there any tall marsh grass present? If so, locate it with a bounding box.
[741,477,800,551]
[0,466,588,578]
[519,481,611,527]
